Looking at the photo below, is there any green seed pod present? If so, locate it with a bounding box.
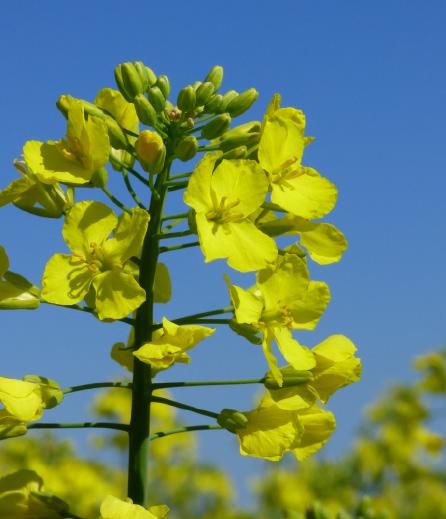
[120,62,145,99]
[226,88,259,117]
[221,145,248,160]
[204,65,224,90]
[195,81,215,105]
[148,86,166,112]
[200,113,231,140]
[133,94,157,126]
[204,94,223,114]
[156,74,170,99]
[264,367,313,389]
[219,90,238,112]
[217,409,249,434]
[177,85,196,112]
[90,166,108,188]
[133,61,150,91]
[145,66,157,87]
[174,135,198,161]
[187,209,197,233]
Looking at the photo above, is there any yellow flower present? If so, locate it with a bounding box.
[227,254,330,385]
[258,94,337,219]
[23,100,110,185]
[41,201,149,320]
[135,130,166,174]
[266,335,361,410]
[100,495,169,518]
[0,245,40,310]
[0,470,67,518]
[133,317,215,369]
[184,153,277,272]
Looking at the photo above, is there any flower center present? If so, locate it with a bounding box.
[271,156,301,189]
[206,195,244,225]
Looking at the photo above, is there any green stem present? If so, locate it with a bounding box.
[63,382,132,395]
[151,395,219,419]
[161,218,187,233]
[127,158,171,506]
[101,187,130,213]
[28,422,128,432]
[161,212,189,221]
[166,180,188,191]
[172,306,233,323]
[122,170,145,209]
[159,241,199,253]
[153,378,264,389]
[167,172,192,181]
[158,230,193,240]
[149,424,222,441]
[41,301,134,325]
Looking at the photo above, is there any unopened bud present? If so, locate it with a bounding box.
[156,74,170,99]
[166,107,182,122]
[220,90,238,112]
[145,66,157,87]
[226,88,259,117]
[148,86,166,112]
[221,145,248,160]
[201,113,231,140]
[217,408,249,433]
[133,94,157,126]
[195,81,215,106]
[264,367,313,389]
[204,65,224,91]
[133,61,150,91]
[204,94,223,114]
[135,130,166,174]
[177,85,196,112]
[120,62,145,99]
[90,167,108,188]
[174,136,198,162]
[104,118,129,150]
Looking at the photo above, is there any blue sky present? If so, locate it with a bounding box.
[1,0,445,507]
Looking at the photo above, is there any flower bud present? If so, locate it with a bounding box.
[89,167,108,188]
[264,367,314,389]
[177,85,196,112]
[219,90,238,112]
[226,88,259,117]
[148,86,166,112]
[215,121,261,152]
[135,130,166,174]
[204,94,223,114]
[120,62,145,99]
[114,64,132,101]
[174,136,198,161]
[145,66,157,87]
[217,408,249,433]
[200,113,231,140]
[133,94,157,126]
[204,65,224,90]
[104,118,129,150]
[195,81,215,106]
[57,95,104,119]
[156,74,170,99]
[133,61,150,91]
[221,145,248,160]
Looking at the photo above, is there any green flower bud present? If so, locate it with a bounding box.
[204,94,223,114]
[217,408,249,433]
[177,85,196,112]
[135,130,166,174]
[145,66,157,87]
[221,145,248,160]
[114,64,131,101]
[195,81,215,106]
[264,367,314,389]
[110,150,135,172]
[228,320,262,345]
[104,118,129,150]
[156,74,170,99]
[89,167,108,188]
[133,94,157,126]
[120,62,145,99]
[30,491,69,514]
[174,136,198,161]
[200,113,231,140]
[133,61,150,91]
[57,95,104,119]
[192,80,202,91]
[226,88,259,117]
[220,90,239,112]
[187,209,197,233]
[204,65,224,90]
[148,86,166,112]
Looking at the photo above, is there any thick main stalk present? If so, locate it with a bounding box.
[127,163,169,506]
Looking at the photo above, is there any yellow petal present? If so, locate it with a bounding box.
[184,152,220,213]
[225,275,263,324]
[100,494,160,519]
[0,246,9,276]
[95,88,139,133]
[271,167,337,219]
[0,177,32,208]
[273,327,316,371]
[63,201,117,255]
[111,342,134,372]
[262,331,283,387]
[0,377,43,422]
[290,281,331,330]
[93,270,146,320]
[153,263,171,304]
[298,222,348,264]
[41,254,92,306]
[291,406,336,461]
[133,343,188,369]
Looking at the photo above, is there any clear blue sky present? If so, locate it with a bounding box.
[1,0,445,507]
